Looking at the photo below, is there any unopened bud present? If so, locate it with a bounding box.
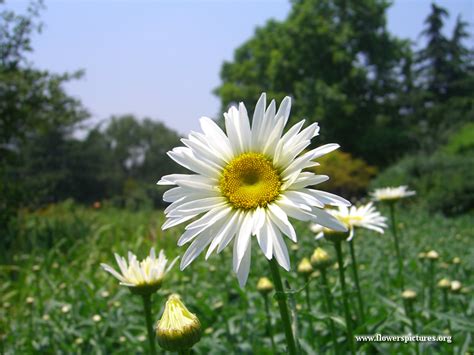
[452,257,461,265]
[426,250,439,260]
[401,289,417,300]
[156,294,201,352]
[437,278,451,289]
[450,280,462,293]
[297,258,313,276]
[310,248,331,269]
[257,277,274,295]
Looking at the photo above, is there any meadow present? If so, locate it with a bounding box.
[1,200,473,354]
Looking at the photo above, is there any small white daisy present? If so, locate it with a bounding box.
[101,248,178,294]
[158,93,350,286]
[371,186,416,202]
[311,202,387,240]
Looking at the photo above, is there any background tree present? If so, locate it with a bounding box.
[215,0,414,166]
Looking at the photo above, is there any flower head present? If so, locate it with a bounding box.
[311,202,387,241]
[257,277,274,295]
[297,257,313,276]
[450,280,462,293]
[101,248,178,295]
[437,278,451,289]
[310,247,332,269]
[426,250,439,260]
[158,93,350,286]
[371,186,415,202]
[156,294,201,351]
[401,289,417,300]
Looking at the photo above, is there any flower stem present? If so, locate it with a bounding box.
[428,260,435,318]
[442,289,452,334]
[403,300,419,355]
[263,294,277,353]
[320,267,339,355]
[389,203,405,290]
[268,258,297,355]
[142,294,157,355]
[334,241,355,355]
[349,239,366,326]
[304,275,316,348]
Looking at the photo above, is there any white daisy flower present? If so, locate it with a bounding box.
[371,186,416,202]
[158,93,350,286]
[101,248,178,294]
[311,202,387,241]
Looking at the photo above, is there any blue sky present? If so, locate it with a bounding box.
[9,0,473,135]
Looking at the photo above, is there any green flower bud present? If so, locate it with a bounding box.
[401,289,417,300]
[257,277,274,295]
[437,278,451,289]
[450,280,462,293]
[310,247,332,269]
[297,257,313,276]
[426,250,439,260]
[156,294,201,352]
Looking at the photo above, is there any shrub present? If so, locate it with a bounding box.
[371,154,474,216]
[312,150,377,200]
[442,122,474,156]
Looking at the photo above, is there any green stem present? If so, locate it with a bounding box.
[304,276,316,348]
[349,239,366,326]
[178,350,190,355]
[389,203,405,290]
[334,241,355,355]
[404,301,419,355]
[428,261,435,318]
[263,294,277,354]
[142,294,157,355]
[442,289,452,334]
[320,267,339,355]
[268,258,297,355]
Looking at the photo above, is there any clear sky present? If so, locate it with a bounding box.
[8,0,474,136]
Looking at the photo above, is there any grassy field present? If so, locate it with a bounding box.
[1,200,473,354]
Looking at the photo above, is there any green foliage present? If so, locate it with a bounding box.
[442,122,474,155]
[371,154,474,216]
[1,203,473,353]
[312,150,377,200]
[215,0,414,166]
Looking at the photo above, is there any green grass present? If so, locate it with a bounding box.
[1,201,473,354]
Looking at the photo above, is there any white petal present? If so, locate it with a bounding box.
[236,243,251,287]
[311,208,348,232]
[267,203,297,242]
[272,227,290,271]
[307,189,351,207]
[180,233,214,270]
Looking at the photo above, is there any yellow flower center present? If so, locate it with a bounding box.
[219,152,281,210]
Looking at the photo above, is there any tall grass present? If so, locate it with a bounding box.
[1,201,473,353]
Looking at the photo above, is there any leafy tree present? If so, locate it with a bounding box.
[215,0,413,166]
[0,1,87,231]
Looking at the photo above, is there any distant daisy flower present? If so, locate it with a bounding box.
[371,186,415,202]
[311,202,387,240]
[101,248,178,294]
[158,93,349,286]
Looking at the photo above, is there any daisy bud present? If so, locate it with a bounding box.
[437,278,451,289]
[417,252,426,260]
[156,294,201,352]
[450,280,462,293]
[310,247,331,269]
[297,258,313,276]
[257,277,274,295]
[401,289,417,301]
[26,297,35,305]
[426,250,439,260]
[452,257,461,265]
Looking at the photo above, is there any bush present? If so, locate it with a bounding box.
[312,150,377,200]
[371,153,474,216]
[442,122,474,156]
